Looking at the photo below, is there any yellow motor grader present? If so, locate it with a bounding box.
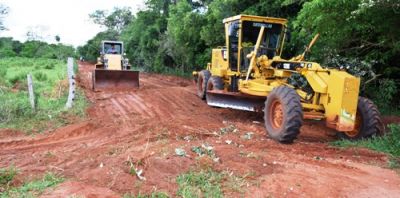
[193,15,382,143]
[93,40,139,90]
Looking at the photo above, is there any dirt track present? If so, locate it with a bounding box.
[1,62,400,197]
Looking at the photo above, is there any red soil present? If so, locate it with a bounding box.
[0,61,399,197]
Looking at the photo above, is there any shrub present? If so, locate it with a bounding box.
[0,68,7,85]
[8,72,27,85]
[0,92,33,123]
[364,78,399,114]
[34,72,48,82]
[44,64,55,70]
[0,67,6,78]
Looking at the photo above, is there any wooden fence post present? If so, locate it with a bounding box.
[27,74,35,111]
[65,57,75,109]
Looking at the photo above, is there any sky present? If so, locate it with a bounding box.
[0,0,146,47]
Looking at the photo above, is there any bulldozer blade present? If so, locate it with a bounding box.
[93,69,139,91]
[206,90,266,112]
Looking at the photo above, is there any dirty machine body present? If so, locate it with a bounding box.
[93,40,139,90]
[194,15,382,143]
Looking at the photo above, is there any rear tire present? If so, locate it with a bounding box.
[337,97,383,140]
[197,70,211,99]
[264,86,303,143]
[206,76,224,91]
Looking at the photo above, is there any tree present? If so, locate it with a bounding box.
[89,7,133,34]
[294,0,400,77]
[120,0,173,71]
[0,37,16,57]
[166,0,207,71]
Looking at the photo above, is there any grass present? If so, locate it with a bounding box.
[0,57,89,133]
[176,169,224,198]
[0,166,17,191]
[0,170,64,198]
[331,124,400,168]
[123,192,170,198]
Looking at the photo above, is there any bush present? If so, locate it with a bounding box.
[44,64,55,70]
[34,72,48,82]
[0,68,7,85]
[364,78,399,114]
[0,67,6,78]
[0,92,33,123]
[8,72,27,85]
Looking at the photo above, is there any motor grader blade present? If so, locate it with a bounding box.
[93,69,139,91]
[206,90,265,112]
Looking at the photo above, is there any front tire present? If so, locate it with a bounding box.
[337,97,383,140]
[206,76,224,91]
[264,86,303,143]
[196,70,211,99]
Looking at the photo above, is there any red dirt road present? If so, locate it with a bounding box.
[1,62,400,197]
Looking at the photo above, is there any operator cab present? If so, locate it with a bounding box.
[102,41,123,55]
[224,15,288,72]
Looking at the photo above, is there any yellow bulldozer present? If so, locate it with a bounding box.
[193,15,383,143]
[93,40,139,90]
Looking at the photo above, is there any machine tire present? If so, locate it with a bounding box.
[337,97,383,140]
[197,70,211,99]
[206,76,224,91]
[264,86,303,143]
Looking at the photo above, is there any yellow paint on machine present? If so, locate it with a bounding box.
[193,14,364,132]
[105,54,122,70]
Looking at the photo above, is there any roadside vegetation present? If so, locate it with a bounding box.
[332,124,400,168]
[176,169,224,198]
[75,0,400,113]
[0,167,64,197]
[123,192,169,198]
[0,37,76,60]
[0,57,88,133]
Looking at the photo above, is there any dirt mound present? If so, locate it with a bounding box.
[0,62,399,197]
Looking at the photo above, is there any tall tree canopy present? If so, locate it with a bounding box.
[79,0,399,108]
[89,7,133,34]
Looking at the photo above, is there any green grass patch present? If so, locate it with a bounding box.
[0,57,89,133]
[0,172,64,198]
[0,166,17,192]
[331,124,400,168]
[123,192,170,198]
[177,169,224,198]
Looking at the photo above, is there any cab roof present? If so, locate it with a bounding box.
[223,15,287,25]
[102,40,123,45]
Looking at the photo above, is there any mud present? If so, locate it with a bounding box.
[0,61,399,197]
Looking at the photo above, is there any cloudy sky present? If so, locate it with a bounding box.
[0,0,145,47]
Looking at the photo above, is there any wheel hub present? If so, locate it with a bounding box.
[270,100,283,129]
[344,114,362,137]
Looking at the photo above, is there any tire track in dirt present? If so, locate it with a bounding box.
[1,61,399,197]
